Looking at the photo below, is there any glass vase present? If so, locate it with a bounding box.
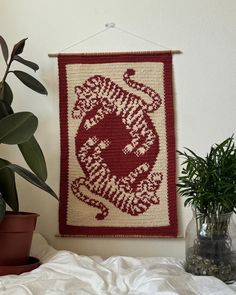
[185,210,236,283]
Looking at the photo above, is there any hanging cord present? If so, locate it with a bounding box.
[59,26,110,53]
[48,23,181,57]
[114,25,170,50]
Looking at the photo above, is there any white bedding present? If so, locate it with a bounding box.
[0,234,235,295]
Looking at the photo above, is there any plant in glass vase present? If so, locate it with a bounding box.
[177,136,236,283]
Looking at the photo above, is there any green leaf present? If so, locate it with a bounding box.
[11,38,27,57]
[3,82,13,105]
[0,162,58,200]
[0,112,38,144]
[0,83,4,101]
[0,194,6,223]
[0,158,18,211]
[0,82,13,105]
[19,136,47,181]
[0,35,9,63]
[13,70,48,95]
[14,55,39,72]
[0,100,11,119]
[177,136,236,212]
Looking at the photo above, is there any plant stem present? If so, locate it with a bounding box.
[1,64,10,84]
[1,57,13,85]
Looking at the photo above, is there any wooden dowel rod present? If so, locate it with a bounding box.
[172,50,182,54]
[48,50,182,58]
[48,53,58,57]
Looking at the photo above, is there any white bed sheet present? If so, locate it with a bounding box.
[0,233,235,295]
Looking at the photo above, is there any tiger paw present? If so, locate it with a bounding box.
[135,147,146,157]
[150,195,160,205]
[84,119,93,130]
[99,139,110,149]
[122,144,134,154]
[148,172,163,186]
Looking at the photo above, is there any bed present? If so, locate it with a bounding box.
[0,233,235,295]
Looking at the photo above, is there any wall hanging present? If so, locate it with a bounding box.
[51,24,180,237]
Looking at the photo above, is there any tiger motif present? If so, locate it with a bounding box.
[71,136,163,220]
[71,69,163,219]
[72,68,162,157]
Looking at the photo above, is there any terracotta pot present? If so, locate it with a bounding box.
[0,256,41,276]
[0,211,39,265]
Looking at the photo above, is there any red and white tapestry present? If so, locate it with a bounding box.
[58,51,177,237]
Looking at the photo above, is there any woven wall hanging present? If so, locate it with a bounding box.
[58,51,177,237]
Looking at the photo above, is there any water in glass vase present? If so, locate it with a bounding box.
[185,210,236,283]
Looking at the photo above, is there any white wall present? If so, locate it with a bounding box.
[0,0,235,259]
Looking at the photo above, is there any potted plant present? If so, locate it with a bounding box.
[0,36,57,268]
[177,136,236,283]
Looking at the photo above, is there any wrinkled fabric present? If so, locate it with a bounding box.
[0,234,235,294]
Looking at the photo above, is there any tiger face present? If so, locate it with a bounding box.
[72,86,97,119]
[72,76,103,119]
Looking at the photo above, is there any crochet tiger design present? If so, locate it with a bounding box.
[71,136,162,220]
[71,69,162,219]
[72,69,162,157]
